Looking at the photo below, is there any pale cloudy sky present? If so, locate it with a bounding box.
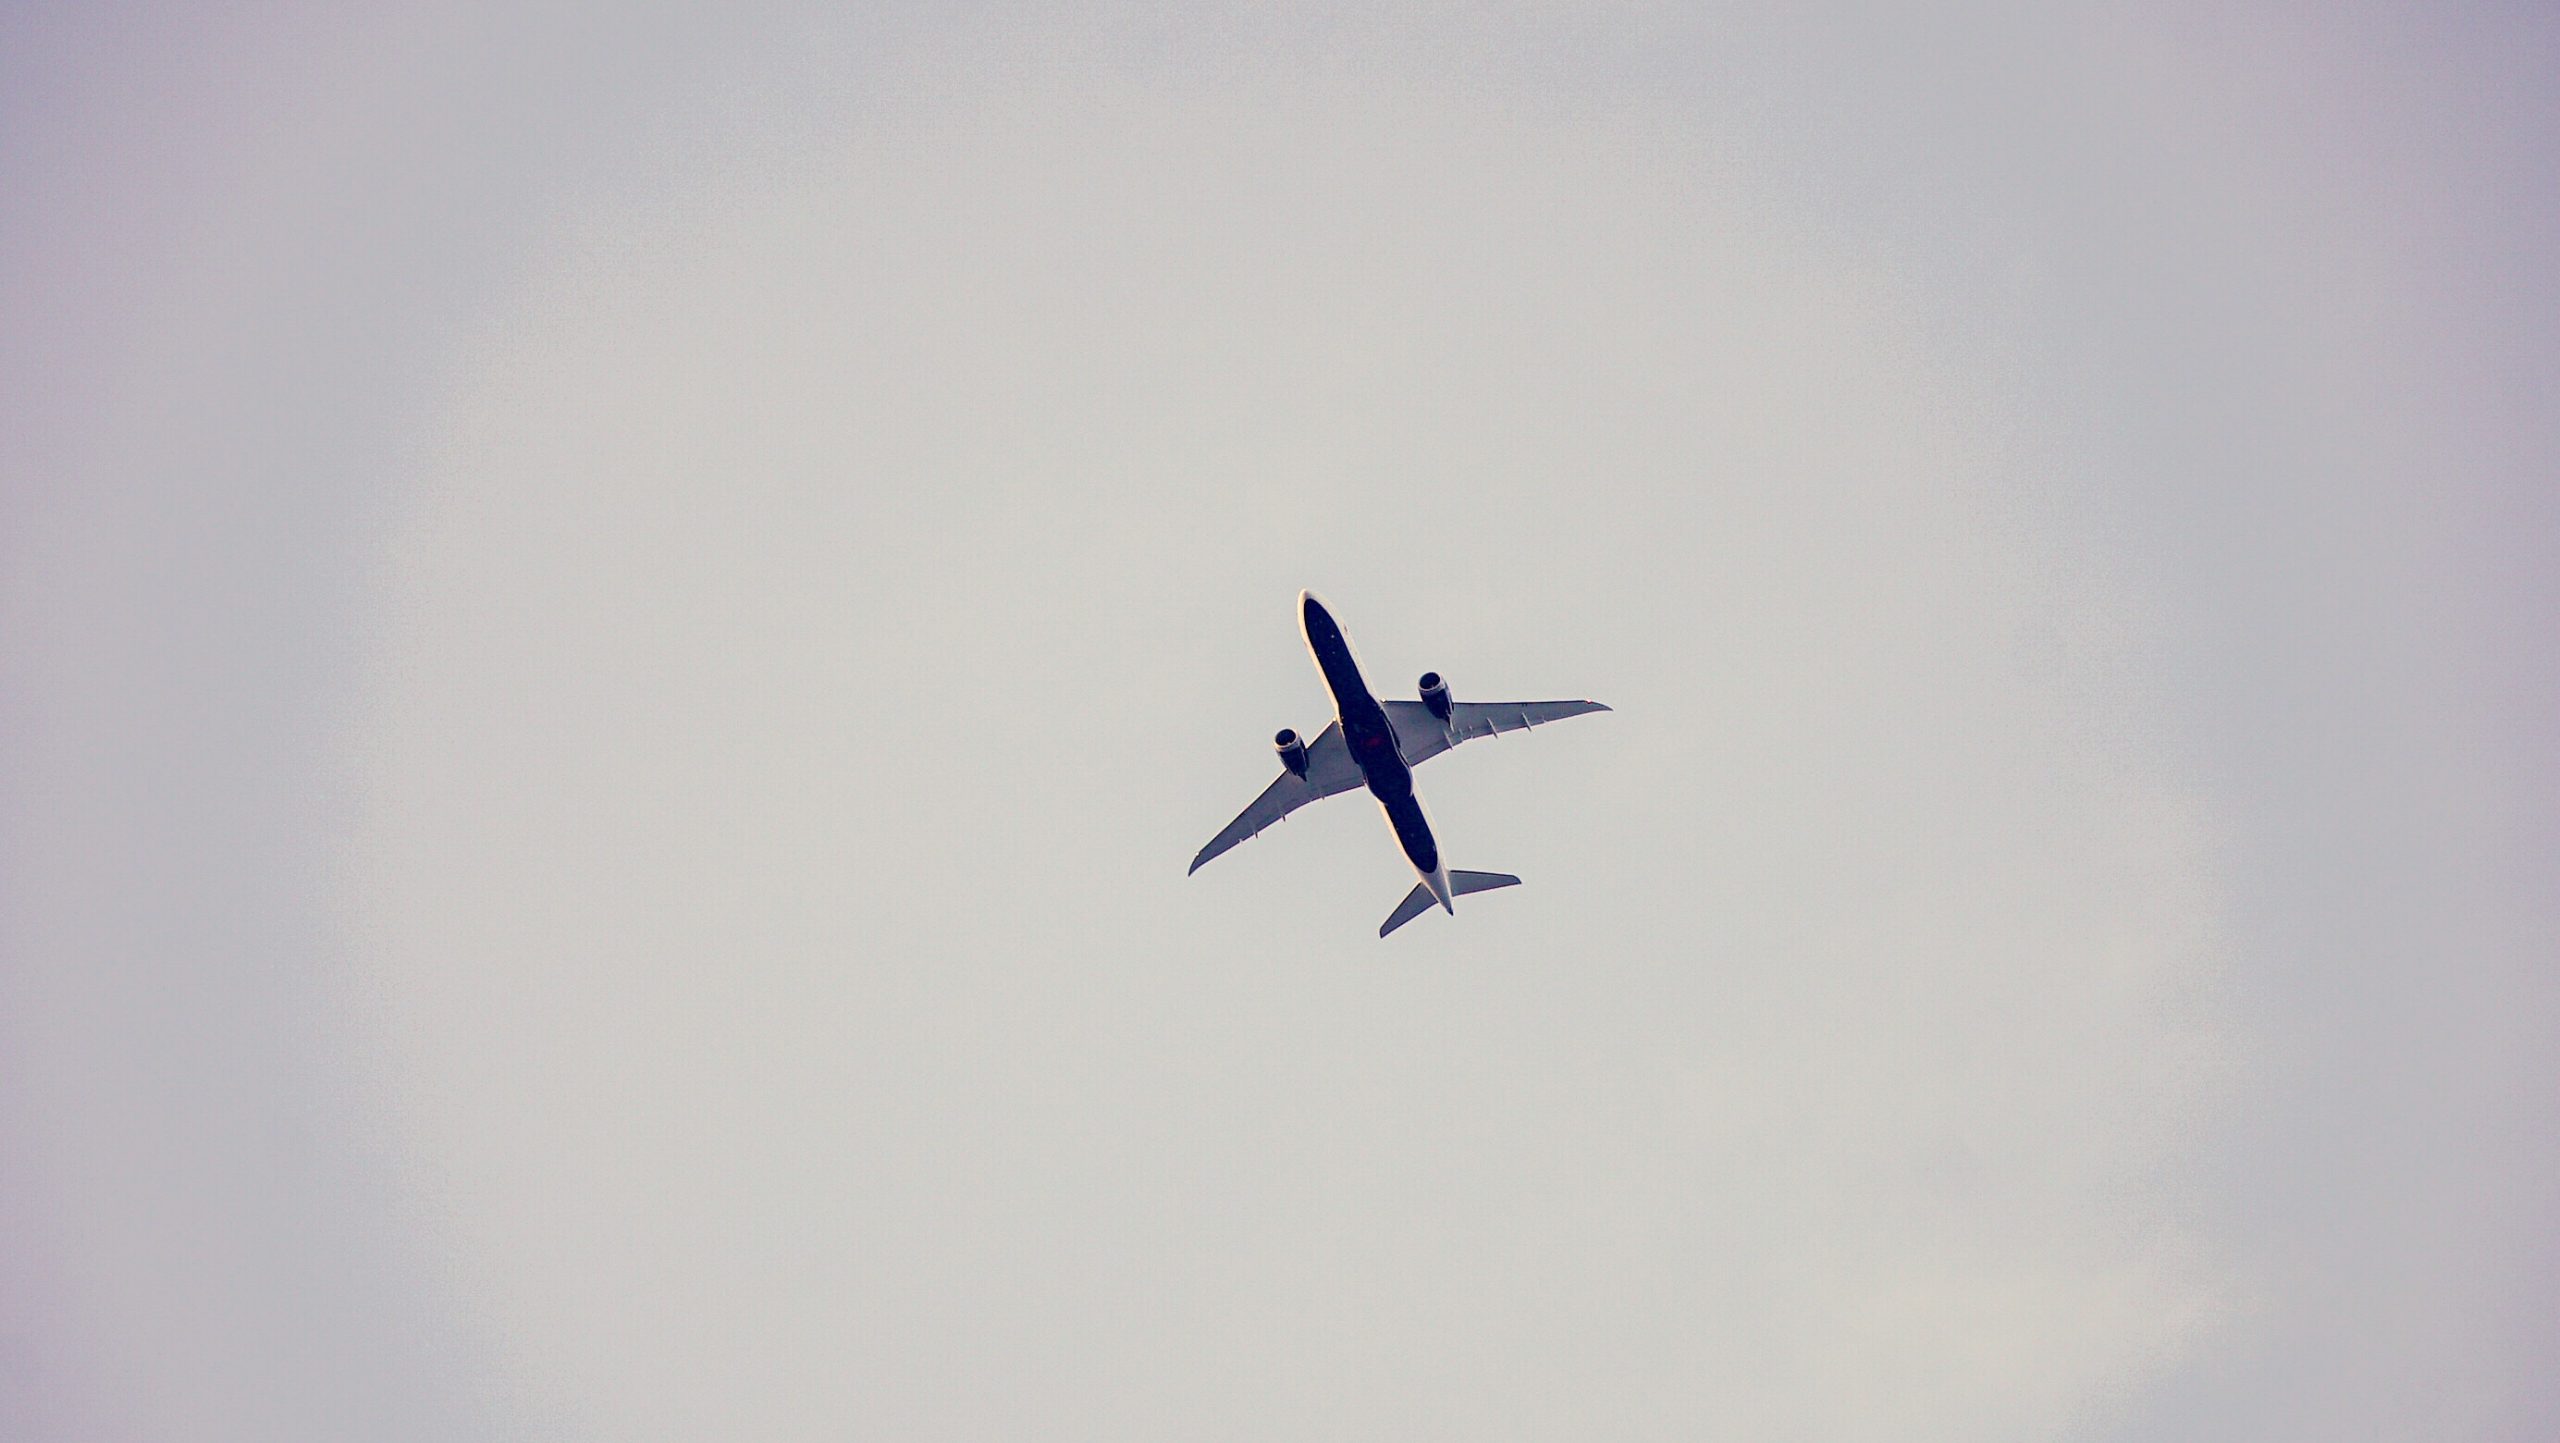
[4,5,2554,1441]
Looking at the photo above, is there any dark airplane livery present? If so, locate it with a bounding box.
[1190,591,1610,936]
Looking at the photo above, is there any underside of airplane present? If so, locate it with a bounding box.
[1190,592,1609,937]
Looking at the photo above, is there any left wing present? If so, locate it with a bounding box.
[1188,722,1366,873]
[1385,698,1611,768]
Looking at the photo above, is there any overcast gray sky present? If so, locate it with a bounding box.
[5,4,2555,1441]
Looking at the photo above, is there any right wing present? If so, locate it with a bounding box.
[1188,721,1366,874]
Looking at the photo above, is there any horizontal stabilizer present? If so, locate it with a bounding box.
[1380,883,1437,938]
[1380,870,1524,936]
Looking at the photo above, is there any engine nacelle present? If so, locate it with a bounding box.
[1274,727,1309,777]
[1419,672,1453,721]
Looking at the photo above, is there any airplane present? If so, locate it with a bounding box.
[1189,591,1610,936]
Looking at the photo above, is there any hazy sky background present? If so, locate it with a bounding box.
[4,3,2554,1440]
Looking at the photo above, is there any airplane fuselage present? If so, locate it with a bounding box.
[1189,589,1606,932]
[1301,592,1453,910]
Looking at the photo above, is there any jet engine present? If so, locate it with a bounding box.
[1274,727,1309,777]
[1419,672,1453,721]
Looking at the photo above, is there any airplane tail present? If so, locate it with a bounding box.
[1379,870,1523,937]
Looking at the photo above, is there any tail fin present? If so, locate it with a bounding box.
[1379,871,1524,937]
